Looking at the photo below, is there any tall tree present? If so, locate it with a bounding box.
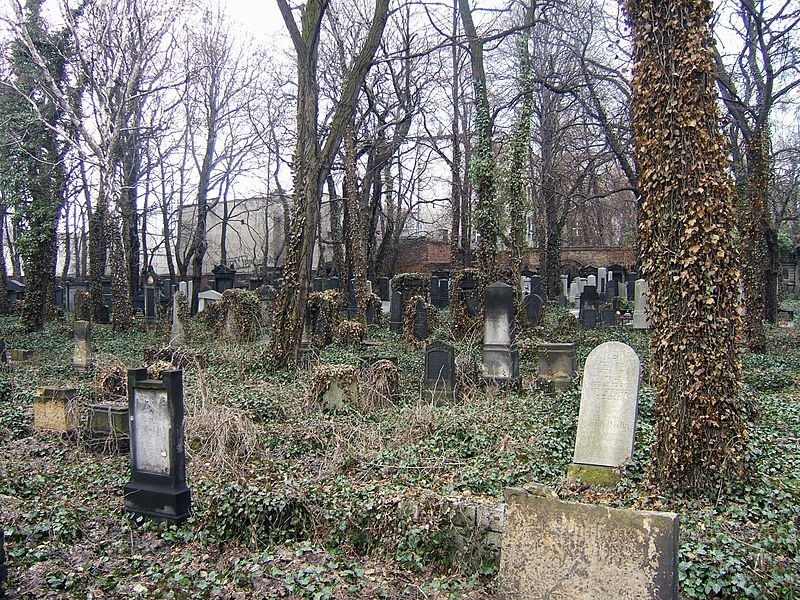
[0,0,69,331]
[625,0,746,494]
[269,0,390,367]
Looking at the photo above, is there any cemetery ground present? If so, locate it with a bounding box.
[0,309,798,599]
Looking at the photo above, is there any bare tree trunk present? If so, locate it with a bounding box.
[450,0,462,268]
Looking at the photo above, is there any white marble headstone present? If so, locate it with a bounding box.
[133,388,172,476]
[573,341,641,467]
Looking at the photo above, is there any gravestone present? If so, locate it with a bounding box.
[537,343,577,392]
[143,269,159,331]
[347,279,357,319]
[124,368,191,523]
[99,303,111,325]
[325,276,340,291]
[570,341,641,485]
[597,267,607,297]
[438,278,450,307]
[569,280,581,308]
[633,279,649,330]
[579,285,599,315]
[430,276,440,308]
[378,277,390,301]
[171,293,185,344]
[581,307,598,327]
[424,341,456,403]
[0,339,6,364]
[212,264,236,292]
[34,387,78,432]
[389,292,403,333]
[413,298,428,341]
[198,289,223,312]
[587,274,597,287]
[499,488,678,600]
[530,274,542,298]
[626,272,639,300]
[482,282,519,381]
[74,320,92,373]
[560,274,569,298]
[525,294,542,326]
[249,277,263,290]
[312,277,324,292]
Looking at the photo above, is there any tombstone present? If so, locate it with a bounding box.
[389,292,403,333]
[212,264,237,293]
[525,294,542,326]
[413,298,428,341]
[500,488,678,600]
[587,275,597,288]
[459,273,480,316]
[0,339,6,365]
[74,320,92,373]
[597,267,607,297]
[198,289,223,312]
[423,341,456,403]
[249,277,264,290]
[560,274,569,299]
[521,276,531,295]
[530,274,542,298]
[7,279,25,305]
[579,285,599,314]
[171,294,185,344]
[537,343,576,392]
[618,281,628,301]
[581,307,598,327]
[143,270,160,330]
[53,285,65,310]
[482,282,519,382]
[33,387,78,432]
[438,278,450,307]
[378,277,390,301]
[570,341,641,485]
[366,280,373,296]
[569,280,581,308]
[632,279,649,330]
[347,279,358,319]
[578,277,588,296]
[626,272,639,300]
[325,276,340,291]
[124,368,191,523]
[430,276,440,308]
[99,303,111,325]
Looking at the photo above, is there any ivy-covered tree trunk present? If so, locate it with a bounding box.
[344,123,368,327]
[625,0,747,494]
[539,88,562,301]
[88,181,109,323]
[0,204,9,314]
[109,219,132,330]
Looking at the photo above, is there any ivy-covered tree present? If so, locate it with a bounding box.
[625,0,747,494]
[0,0,69,331]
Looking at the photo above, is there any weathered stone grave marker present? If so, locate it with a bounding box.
[197,289,222,312]
[423,340,456,403]
[389,291,403,333]
[524,293,542,326]
[570,341,641,486]
[143,269,160,331]
[537,343,576,392]
[124,368,191,523]
[482,282,519,382]
[413,298,428,341]
[34,387,79,432]
[499,488,678,599]
[73,320,92,373]
[633,279,649,330]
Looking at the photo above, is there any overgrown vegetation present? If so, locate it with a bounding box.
[0,310,798,598]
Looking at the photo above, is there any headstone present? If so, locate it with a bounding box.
[587,275,596,288]
[325,276,340,291]
[530,275,542,298]
[521,276,531,295]
[99,303,111,325]
[171,294,185,344]
[581,307,598,327]
[73,320,92,373]
[54,285,65,310]
[366,280,373,296]
[500,488,678,600]
[124,368,191,523]
[430,275,440,307]
[482,282,519,381]
[378,277,390,301]
[569,280,581,308]
[33,387,78,432]
[633,279,649,330]
[0,339,6,364]
[618,281,628,301]
[438,278,450,307]
[212,264,236,293]
[143,270,159,330]
[626,272,639,300]
[413,298,428,341]
[560,274,569,298]
[389,292,403,333]
[423,341,456,403]
[525,294,542,326]
[597,267,607,297]
[312,277,324,292]
[537,343,576,392]
[571,341,641,480]
[579,285,599,314]
[198,289,223,312]
[249,277,263,290]
[347,279,357,319]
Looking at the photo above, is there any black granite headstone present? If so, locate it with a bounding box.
[389,292,403,333]
[430,276,440,308]
[326,277,340,291]
[212,264,236,292]
[581,307,598,327]
[424,340,456,402]
[525,294,543,326]
[438,279,450,307]
[99,304,111,325]
[378,277,390,301]
[530,275,542,298]
[249,277,263,290]
[0,339,6,364]
[312,277,324,292]
[124,368,191,523]
[579,285,599,314]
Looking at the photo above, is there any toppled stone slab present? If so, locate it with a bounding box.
[499,488,678,599]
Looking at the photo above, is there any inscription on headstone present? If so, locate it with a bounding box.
[499,489,678,600]
[573,341,641,468]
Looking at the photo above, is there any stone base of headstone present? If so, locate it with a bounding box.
[33,387,78,432]
[632,311,649,330]
[567,463,621,487]
[123,482,191,524]
[86,403,129,451]
[537,343,577,392]
[482,346,519,382]
[499,488,678,600]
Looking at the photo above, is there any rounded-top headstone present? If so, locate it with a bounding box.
[573,341,641,468]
